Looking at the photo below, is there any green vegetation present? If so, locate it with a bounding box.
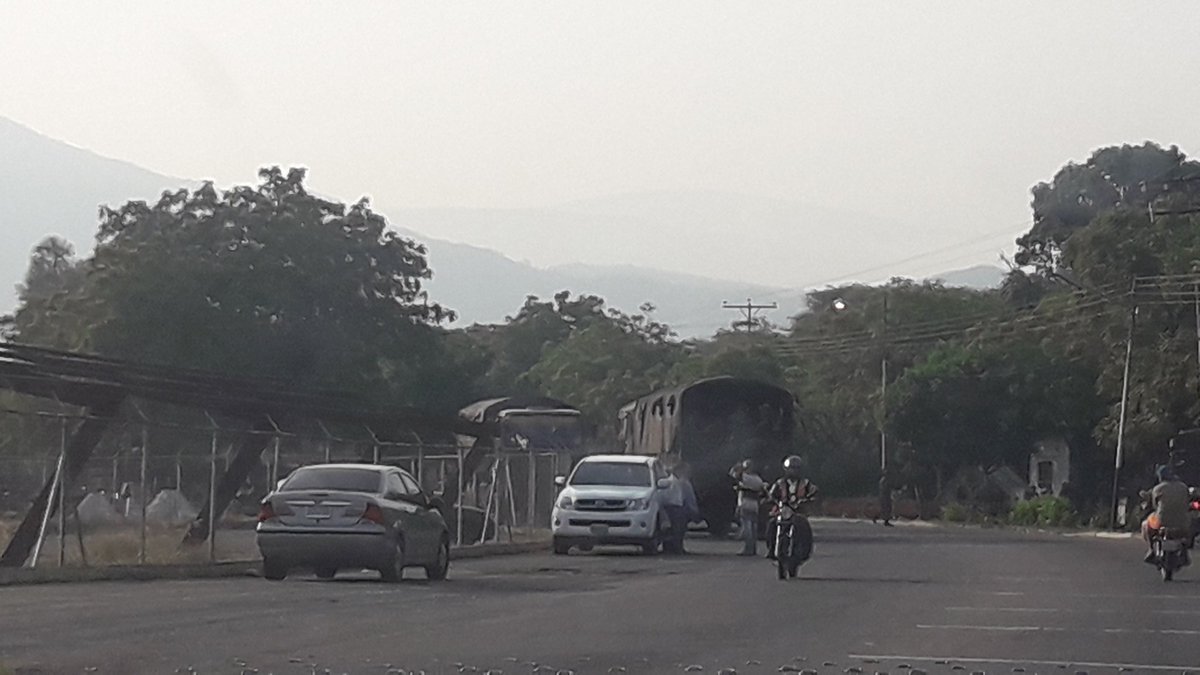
[1009,496,1079,528]
[4,142,1199,520]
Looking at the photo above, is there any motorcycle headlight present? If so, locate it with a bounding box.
[627,497,651,511]
[558,496,574,510]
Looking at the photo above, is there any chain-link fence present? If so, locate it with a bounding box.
[0,400,568,569]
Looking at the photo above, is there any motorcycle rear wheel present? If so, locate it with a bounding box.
[1163,566,1174,582]
[776,534,789,580]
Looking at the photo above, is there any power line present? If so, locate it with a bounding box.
[775,309,1116,358]
[773,297,1119,357]
[793,221,1032,290]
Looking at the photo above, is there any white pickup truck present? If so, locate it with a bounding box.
[551,454,671,555]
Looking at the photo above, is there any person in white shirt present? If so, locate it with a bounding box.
[663,461,699,554]
[730,459,766,556]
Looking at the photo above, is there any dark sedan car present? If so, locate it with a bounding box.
[256,463,450,582]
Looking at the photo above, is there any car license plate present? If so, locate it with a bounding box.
[306,507,331,521]
[590,524,610,536]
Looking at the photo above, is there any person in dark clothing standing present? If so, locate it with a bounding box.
[877,472,894,527]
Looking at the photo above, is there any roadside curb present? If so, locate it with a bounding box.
[0,561,259,587]
[812,515,1138,539]
[450,540,549,560]
[0,540,550,587]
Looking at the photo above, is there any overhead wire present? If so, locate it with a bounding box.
[775,307,1120,358]
[773,296,1121,358]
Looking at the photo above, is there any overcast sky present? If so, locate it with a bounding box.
[2,2,1199,287]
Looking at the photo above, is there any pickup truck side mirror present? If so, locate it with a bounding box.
[428,495,446,511]
[656,478,671,490]
[554,476,566,487]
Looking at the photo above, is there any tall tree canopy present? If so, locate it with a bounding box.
[11,167,468,410]
[1015,142,1199,276]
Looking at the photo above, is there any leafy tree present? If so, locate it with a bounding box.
[781,280,1012,494]
[468,291,674,396]
[887,338,1100,501]
[1016,142,1198,276]
[668,331,787,386]
[6,236,89,346]
[522,320,682,438]
[10,167,469,411]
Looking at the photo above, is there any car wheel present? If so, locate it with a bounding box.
[380,539,406,583]
[263,557,287,581]
[425,537,450,581]
[553,537,571,555]
[315,567,337,580]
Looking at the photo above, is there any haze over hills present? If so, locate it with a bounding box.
[0,116,1005,337]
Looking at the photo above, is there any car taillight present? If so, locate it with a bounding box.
[361,503,386,525]
[257,502,277,523]
[1191,500,1200,511]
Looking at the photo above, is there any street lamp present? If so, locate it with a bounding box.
[830,295,889,474]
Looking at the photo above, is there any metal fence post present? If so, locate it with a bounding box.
[456,446,464,546]
[272,436,281,487]
[317,420,332,464]
[57,416,67,567]
[364,426,382,466]
[266,415,283,489]
[527,446,536,532]
[205,413,219,563]
[139,425,149,565]
[31,450,64,568]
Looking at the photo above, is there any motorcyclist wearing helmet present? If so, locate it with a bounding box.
[1143,464,1191,563]
[765,455,818,561]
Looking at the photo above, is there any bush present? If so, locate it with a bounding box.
[1010,496,1078,527]
[941,503,972,523]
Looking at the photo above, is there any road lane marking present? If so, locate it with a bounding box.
[947,606,1200,616]
[981,590,1200,600]
[917,624,1049,632]
[848,654,1197,672]
[919,624,1200,636]
[946,606,1063,613]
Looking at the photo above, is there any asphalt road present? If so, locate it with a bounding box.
[2,520,1198,675]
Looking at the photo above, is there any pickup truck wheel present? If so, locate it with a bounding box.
[553,537,571,555]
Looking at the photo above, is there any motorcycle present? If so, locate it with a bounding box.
[1150,526,1190,582]
[771,500,813,580]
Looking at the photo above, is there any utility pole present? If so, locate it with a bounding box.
[880,293,889,473]
[1111,289,1138,531]
[721,298,777,332]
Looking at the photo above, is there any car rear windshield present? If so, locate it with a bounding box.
[281,468,381,493]
[570,462,651,487]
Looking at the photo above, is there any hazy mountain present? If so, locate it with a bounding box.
[404,239,808,337]
[388,189,910,291]
[932,264,1007,289]
[0,116,194,303]
[0,115,999,338]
